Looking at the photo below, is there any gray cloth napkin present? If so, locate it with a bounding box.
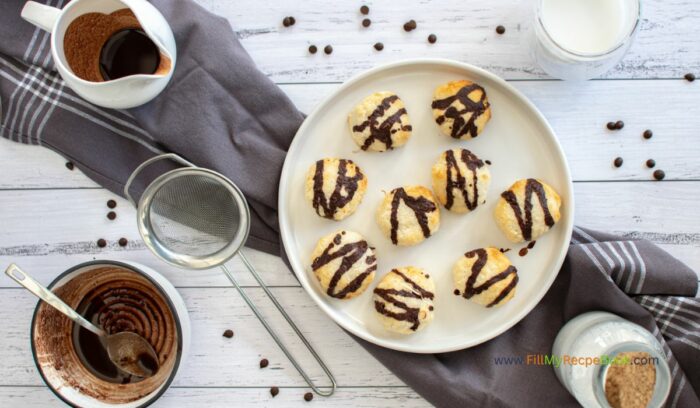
[2,1,699,407]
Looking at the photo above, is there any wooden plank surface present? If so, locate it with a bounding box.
[196,0,700,81]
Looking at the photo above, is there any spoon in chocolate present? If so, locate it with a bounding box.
[5,263,160,378]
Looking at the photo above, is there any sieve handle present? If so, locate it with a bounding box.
[124,153,196,207]
[222,254,337,397]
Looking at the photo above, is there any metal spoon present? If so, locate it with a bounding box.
[5,263,159,378]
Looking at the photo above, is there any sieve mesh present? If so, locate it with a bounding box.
[148,173,241,258]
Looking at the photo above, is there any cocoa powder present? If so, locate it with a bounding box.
[63,9,170,82]
[604,351,656,408]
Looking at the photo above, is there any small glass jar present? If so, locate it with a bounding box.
[530,0,641,80]
[552,311,671,408]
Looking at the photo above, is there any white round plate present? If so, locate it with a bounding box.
[279,59,574,353]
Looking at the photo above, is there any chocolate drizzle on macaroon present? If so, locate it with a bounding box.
[389,187,437,245]
[374,269,434,331]
[444,149,485,211]
[432,83,489,139]
[353,95,412,151]
[311,232,377,299]
[462,249,518,307]
[312,159,364,219]
[500,178,555,241]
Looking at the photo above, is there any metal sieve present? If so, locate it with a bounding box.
[125,153,336,396]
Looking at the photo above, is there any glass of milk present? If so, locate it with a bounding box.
[532,0,641,80]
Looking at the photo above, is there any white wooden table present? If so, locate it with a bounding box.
[1,0,699,406]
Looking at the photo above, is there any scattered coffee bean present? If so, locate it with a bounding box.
[373,42,384,51]
[496,25,506,35]
[304,392,314,402]
[97,238,107,248]
[107,199,117,209]
[428,33,437,44]
[519,248,528,257]
[485,160,492,165]
[223,329,234,338]
[403,20,417,32]
[428,305,434,311]
[270,386,280,397]
[606,122,616,130]
[362,18,371,27]
[646,159,656,168]
[613,157,623,168]
[453,289,460,296]
[527,240,537,249]
[685,73,695,82]
[308,45,317,54]
[653,169,665,180]
[107,211,117,220]
[643,129,653,139]
[117,238,127,247]
[260,358,269,368]
[282,17,292,27]
[324,45,333,54]
[615,120,624,130]
[65,161,74,170]
[360,5,369,15]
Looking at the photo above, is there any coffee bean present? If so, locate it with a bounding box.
[527,240,537,249]
[646,159,656,168]
[613,157,623,168]
[519,248,528,257]
[606,122,616,130]
[270,386,279,397]
[324,45,333,54]
[107,211,117,220]
[222,329,234,338]
[304,392,313,402]
[362,18,371,27]
[308,45,317,54]
[118,237,128,247]
[653,169,665,180]
[65,161,74,170]
[373,42,384,51]
[428,34,437,44]
[685,73,695,82]
[615,120,624,130]
[643,129,653,139]
[403,20,417,32]
[97,238,107,248]
[107,199,117,209]
[260,358,269,368]
[282,17,292,27]
[485,160,492,165]
[428,305,434,311]
[496,25,506,34]
[453,289,460,296]
[360,5,369,15]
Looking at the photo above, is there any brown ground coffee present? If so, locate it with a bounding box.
[63,9,171,82]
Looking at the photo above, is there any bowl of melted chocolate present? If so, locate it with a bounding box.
[30,261,190,407]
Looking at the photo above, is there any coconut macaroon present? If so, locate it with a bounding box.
[494,178,562,243]
[431,148,491,213]
[347,91,412,152]
[431,80,492,140]
[373,267,435,334]
[376,185,440,246]
[310,230,377,300]
[453,247,518,308]
[305,158,368,221]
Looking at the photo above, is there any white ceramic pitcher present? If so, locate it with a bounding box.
[21,0,176,109]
